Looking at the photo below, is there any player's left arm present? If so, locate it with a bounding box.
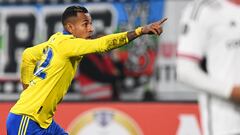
[59,18,167,57]
[20,42,48,90]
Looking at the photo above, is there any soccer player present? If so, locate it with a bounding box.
[177,0,240,135]
[6,5,167,135]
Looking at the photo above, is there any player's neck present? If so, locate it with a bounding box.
[229,0,240,5]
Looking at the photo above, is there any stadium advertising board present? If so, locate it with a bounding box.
[0,102,201,135]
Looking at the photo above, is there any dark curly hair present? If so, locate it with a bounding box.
[61,5,88,26]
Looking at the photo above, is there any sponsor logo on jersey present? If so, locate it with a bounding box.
[227,39,240,49]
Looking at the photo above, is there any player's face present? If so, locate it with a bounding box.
[71,12,94,39]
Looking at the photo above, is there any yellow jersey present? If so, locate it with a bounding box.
[10,32,129,128]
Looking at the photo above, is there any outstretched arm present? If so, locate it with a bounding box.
[59,18,168,57]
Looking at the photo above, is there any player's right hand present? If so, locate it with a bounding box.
[142,18,168,36]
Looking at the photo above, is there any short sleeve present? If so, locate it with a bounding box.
[177,2,210,59]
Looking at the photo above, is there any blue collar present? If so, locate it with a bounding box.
[63,30,71,35]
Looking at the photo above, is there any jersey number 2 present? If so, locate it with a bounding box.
[34,48,53,79]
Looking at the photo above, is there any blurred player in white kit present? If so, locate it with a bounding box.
[177,0,240,135]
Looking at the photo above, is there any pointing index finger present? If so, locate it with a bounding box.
[159,18,168,25]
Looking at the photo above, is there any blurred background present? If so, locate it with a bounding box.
[0,0,202,135]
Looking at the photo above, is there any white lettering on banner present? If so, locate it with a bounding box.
[0,7,36,74]
[15,23,29,41]
[176,114,201,135]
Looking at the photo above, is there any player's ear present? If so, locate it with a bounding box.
[66,23,74,34]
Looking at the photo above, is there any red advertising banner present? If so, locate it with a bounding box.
[0,102,201,135]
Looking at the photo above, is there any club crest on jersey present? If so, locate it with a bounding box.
[181,24,189,35]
